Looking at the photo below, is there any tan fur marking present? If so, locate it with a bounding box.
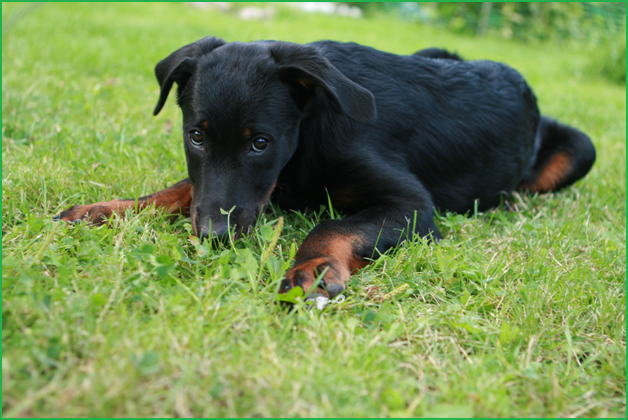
[59,180,192,225]
[260,179,278,207]
[167,201,182,214]
[525,153,573,192]
[322,234,368,273]
[287,233,368,293]
[243,128,251,139]
[297,78,312,88]
[190,209,198,236]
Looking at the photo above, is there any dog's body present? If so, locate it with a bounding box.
[58,38,596,299]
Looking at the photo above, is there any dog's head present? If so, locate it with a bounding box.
[154,37,376,240]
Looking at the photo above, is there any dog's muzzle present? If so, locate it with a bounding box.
[192,206,255,242]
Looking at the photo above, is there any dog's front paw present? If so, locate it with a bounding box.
[281,257,349,300]
[55,203,114,225]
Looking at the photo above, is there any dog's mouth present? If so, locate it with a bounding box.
[190,180,276,243]
[191,205,262,243]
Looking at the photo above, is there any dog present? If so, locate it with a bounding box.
[57,37,596,300]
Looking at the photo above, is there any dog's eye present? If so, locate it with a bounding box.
[251,138,268,153]
[189,130,203,146]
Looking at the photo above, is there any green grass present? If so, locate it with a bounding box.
[2,3,625,417]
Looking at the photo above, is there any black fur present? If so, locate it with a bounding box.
[152,37,595,272]
[413,47,464,61]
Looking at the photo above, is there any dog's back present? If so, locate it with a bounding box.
[285,41,540,213]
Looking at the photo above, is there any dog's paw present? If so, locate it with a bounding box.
[280,256,348,300]
[55,203,113,225]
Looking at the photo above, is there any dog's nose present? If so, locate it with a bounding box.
[199,225,230,242]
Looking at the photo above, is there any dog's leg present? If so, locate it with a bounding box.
[280,200,441,300]
[55,178,192,225]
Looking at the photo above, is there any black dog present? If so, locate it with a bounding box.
[58,37,596,300]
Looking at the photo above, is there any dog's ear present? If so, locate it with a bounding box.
[153,37,226,115]
[271,43,377,124]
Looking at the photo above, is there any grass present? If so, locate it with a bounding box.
[2,2,626,417]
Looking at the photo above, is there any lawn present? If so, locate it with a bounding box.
[2,2,625,417]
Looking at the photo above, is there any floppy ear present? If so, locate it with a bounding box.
[270,43,377,124]
[153,36,226,115]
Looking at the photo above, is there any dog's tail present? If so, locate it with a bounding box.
[413,48,463,61]
[517,116,596,193]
